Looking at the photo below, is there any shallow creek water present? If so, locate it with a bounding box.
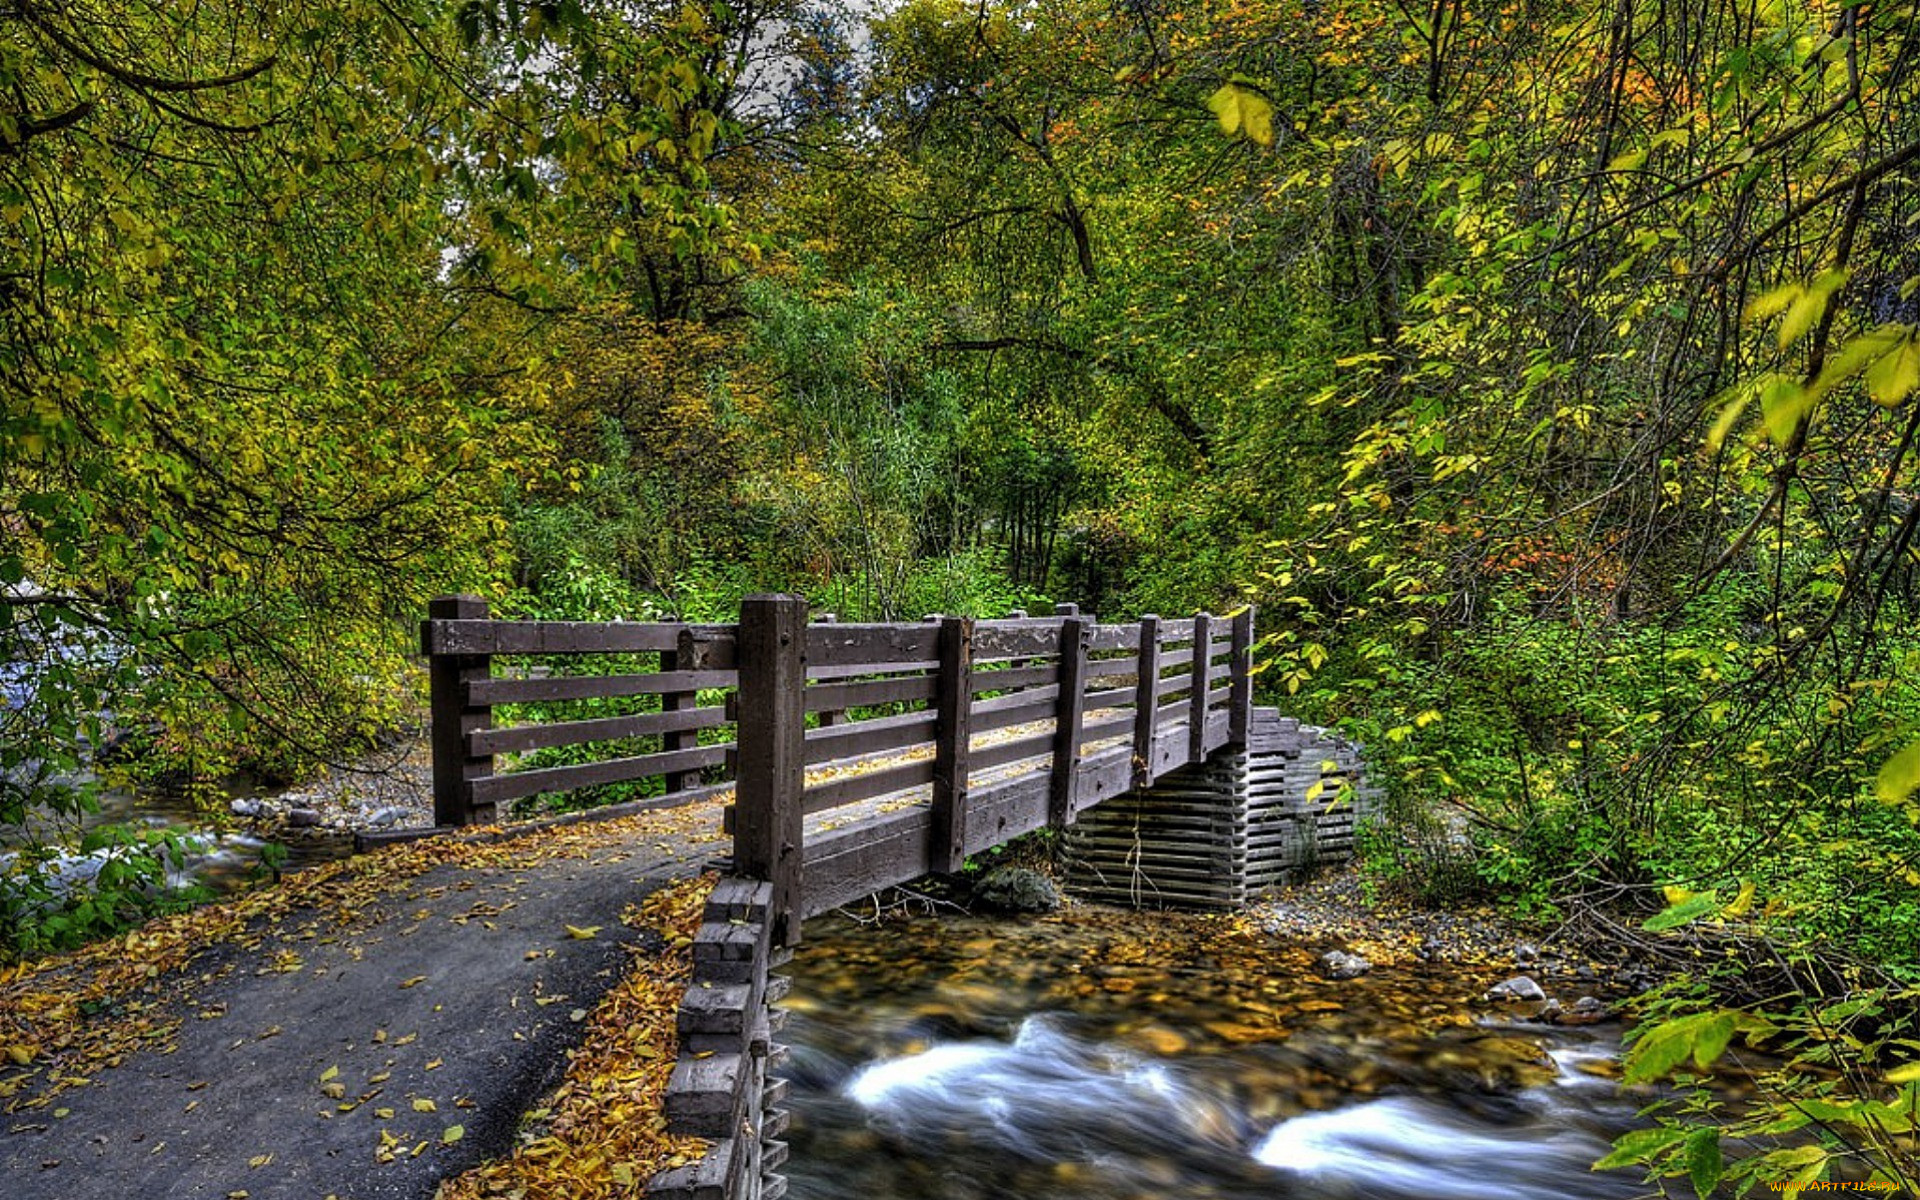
[783,906,1668,1200]
[1,780,352,902]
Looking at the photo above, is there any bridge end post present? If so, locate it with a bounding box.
[424,594,495,827]
[1228,605,1256,748]
[736,594,809,947]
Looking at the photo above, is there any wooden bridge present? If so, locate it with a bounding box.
[421,595,1255,945]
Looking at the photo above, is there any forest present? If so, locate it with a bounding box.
[3,0,1920,1191]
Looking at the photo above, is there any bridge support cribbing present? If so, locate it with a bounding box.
[1065,708,1380,910]
[651,878,793,1200]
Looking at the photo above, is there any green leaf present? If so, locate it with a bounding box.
[1691,1012,1736,1069]
[1685,1129,1722,1200]
[1758,1144,1827,1182]
[1594,1124,1690,1171]
[1887,1061,1920,1084]
[1644,892,1721,932]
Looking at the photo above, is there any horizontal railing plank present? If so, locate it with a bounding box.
[968,662,1059,693]
[807,624,941,668]
[425,619,684,656]
[803,758,935,814]
[804,711,937,766]
[470,704,727,757]
[973,624,1065,659]
[804,674,937,713]
[471,743,731,806]
[470,670,738,706]
[968,730,1056,774]
[971,687,1060,734]
[1079,713,1134,743]
[808,660,937,681]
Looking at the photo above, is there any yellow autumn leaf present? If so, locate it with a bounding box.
[1887,1062,1920,1084]
[1759,376,1812,445]
[1722,880,1756,918]
[1778,268,1851,348]
[443,1124,465,1143]
[1866,339,1920,407]
[1663,884,1693,905]
[1207,83,1274,147]
[413,1098,437,1112]
[565,924,602,940]
[1875,741,1920,810]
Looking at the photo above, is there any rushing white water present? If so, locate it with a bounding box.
[844,1016,1243,1160]
[1253,1094,1628,1200]
[834,1016,1650,1200]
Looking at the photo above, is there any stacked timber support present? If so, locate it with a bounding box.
[1065,708,1379,910]
[651,878,792,1200]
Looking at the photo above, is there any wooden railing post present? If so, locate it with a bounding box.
[1050,616,1090,825]
[1229,605,1256,747]
[1188,612,1212,761]
[661,627,702,795]
[735,594,809,946]
[425,594,495,827]
[930,616,974,874]
[1132,614,1161,789]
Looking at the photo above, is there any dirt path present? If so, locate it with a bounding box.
[2,799,727,1200]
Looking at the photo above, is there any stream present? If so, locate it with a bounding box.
[0,776,354,906]
[782,906,1667,1200]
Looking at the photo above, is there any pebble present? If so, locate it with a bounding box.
[1319,950,1372,980]
[1485,975,1547,1003]
[284,808,322,828]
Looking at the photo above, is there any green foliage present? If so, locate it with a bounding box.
[1603,974,1920,1195]
[0,826,217,960]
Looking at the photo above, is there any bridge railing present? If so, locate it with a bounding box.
[421,595,1254,943]
[418,595,743,827]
